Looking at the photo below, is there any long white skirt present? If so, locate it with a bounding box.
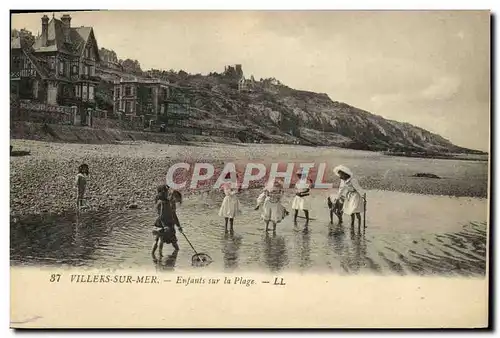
[218,195,240,219]
[291,195,311,210]
[343,192,364,215]
[261,200,286,223]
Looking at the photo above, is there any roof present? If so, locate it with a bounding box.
[32,17,99,61]
[70,26,92,55]
[33,18,71,53]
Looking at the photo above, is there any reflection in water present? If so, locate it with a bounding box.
[221,232,242,271]
[326,225,368,273]
[349,226,367,272]
[154,251,178,272]
[9,189,488,276]
[296,230,311,270]
[329,225,346,257]
[10,211,112,266]
[263,232,288,272]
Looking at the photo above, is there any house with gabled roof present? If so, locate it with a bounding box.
[10,13,100,110]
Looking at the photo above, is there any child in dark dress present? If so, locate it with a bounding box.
[152,185,183,257]
[327,195,344,224]
[75,163,89,210]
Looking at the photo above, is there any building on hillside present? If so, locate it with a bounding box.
[113,78,191,126]
[238,75,256,92]
[99,48,123,71]
[223,64,243,79]
[10,14,101,111]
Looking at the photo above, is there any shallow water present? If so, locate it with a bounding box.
[10,189,487,276]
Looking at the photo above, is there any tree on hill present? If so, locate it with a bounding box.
[11,28,35,48]
[119,58,142,74]
[99,48,119,63]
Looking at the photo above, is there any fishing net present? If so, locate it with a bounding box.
[191,253,213,267]
[178,231,213,267]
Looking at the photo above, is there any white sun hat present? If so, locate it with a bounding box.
[333,165,353,178]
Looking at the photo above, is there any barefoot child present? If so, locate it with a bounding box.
[75,163,89,210]
[327,184,345,224]
[292,169,312,229]
[218,172,241,233]
[333,165,365,228]
[256,179,287,232]
[152,186,184,257]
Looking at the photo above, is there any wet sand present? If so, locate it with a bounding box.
[10,139,488,218]
[10,189,488,276]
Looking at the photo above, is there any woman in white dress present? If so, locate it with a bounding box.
[218,173,241,232]
[291,169,312,228]
[255,180,287,232]
[333,165,365,227]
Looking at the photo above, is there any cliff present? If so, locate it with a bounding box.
[111,68,481,154]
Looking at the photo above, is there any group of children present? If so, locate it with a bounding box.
[74,163,366,258]
[215,165,366,235]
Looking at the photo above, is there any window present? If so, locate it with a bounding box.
[59,61,64,75]
[48,58,55,70]
[116,87,121,98]
[90,65,95,76]
[119,100,123,111]
[76,85,80,97]
[72,64,78,75]
[12,56,21,70]
[82,85,88,101]
[125,86,131,96]
[125,101,131,113]
[89,86,94,101]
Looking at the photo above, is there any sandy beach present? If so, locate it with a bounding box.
[10,139,488,217]
[10,139,488,276]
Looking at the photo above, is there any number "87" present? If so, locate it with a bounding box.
[50,274,61,282]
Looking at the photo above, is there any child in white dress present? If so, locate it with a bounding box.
[291,169,312,228]
[333,165,365,227]
[218,173,241,232]
[255,180,287,232]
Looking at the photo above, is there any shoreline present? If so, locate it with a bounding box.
[10,139,489,219]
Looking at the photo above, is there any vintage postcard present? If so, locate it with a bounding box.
[9,9,490,328]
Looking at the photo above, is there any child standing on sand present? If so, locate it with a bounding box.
[218,172,241,233]
[152,186,184,257]
[333,165,365,227]
[75,163,89,210]
[255,179,288,232]
[292,169,313,229]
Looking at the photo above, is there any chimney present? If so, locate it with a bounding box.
[61,14,71,43]
[41,15,49,46]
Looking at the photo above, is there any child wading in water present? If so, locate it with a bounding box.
[333,165,365,228]
[152,185,183,258]
[327,193,344,224]
[218,172,241,233]
[75,163,89,211]
[255,179,287,232]
[292,169,312,229]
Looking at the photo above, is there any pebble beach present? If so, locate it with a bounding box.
[10,139,488,218]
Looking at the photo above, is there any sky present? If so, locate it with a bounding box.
[11,10,490,151]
